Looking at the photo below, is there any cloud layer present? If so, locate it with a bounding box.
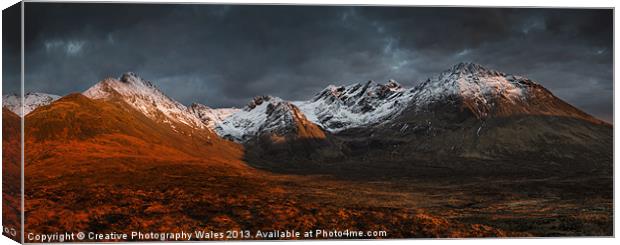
[6,4,613,122]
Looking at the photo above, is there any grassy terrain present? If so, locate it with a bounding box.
[23,154,612,241]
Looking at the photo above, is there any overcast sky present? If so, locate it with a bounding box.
[3,4,613,122]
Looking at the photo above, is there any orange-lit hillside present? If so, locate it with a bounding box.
[2,108,21,242]
[24,93,246,169]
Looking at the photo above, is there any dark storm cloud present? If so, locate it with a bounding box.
[14,3,613,122]
[2,2,21,94]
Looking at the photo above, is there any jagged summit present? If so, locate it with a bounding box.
[385,79,402,89]
[83,72,206,130]
[216,95,290,141]
[118,72,156,87]
[313,80,405,103]
[450,62,492,74]
[216,95,324,142]
[295,79,412,132]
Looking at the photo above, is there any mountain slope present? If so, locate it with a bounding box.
[2,92,61,116]
[24,93,246,169]
[83,72,206,130]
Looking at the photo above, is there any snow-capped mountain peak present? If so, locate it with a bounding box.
[295,80,413,132]
[215,95,322,142]
[215,96,284,141]
[83,72,206,129]
[410,62,543,118]
[2,92,61,116]
[119,72,157,88]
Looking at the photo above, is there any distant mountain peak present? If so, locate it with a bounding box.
[2,92,61,116]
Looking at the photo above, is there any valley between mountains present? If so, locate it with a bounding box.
[2,63,612,239]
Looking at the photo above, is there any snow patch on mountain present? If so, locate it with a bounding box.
[83,72,206,129]
[2,92,61,116]
[189,103,239,129]
[294,80,415,132]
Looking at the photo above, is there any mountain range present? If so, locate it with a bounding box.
[2,62,612,175]
[3,62,613,238]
